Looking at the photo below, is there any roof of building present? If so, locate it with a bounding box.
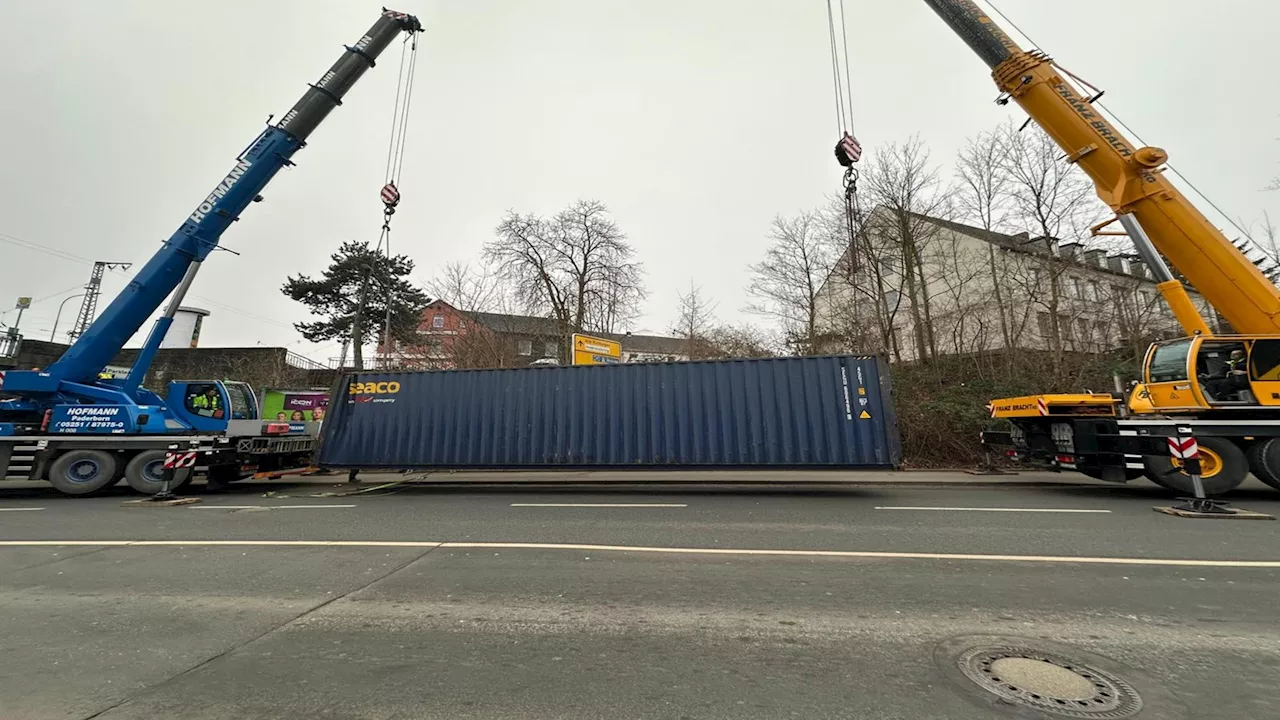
[612,333,687,354]
[455,308,687,354]
[467,311,564,337]
[888,209,1149,281]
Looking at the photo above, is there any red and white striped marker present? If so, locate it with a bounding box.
[1036,398,1049,416]
[380,183,400,207]
[1167,436,1199,460]
[838,133,862,163]
[163,451,198,470]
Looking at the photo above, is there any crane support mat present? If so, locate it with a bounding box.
[1152,505,1274,520]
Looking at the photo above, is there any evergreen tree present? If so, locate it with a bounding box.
[282,241,429,369]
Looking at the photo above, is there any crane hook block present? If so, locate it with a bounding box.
[380,182,401,208]
[835,133,862,168]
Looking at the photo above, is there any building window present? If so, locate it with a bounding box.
[457,319,465,329]
[1071,277,1085,299]
[1089,280,1102,301]
[543,341,557,357]
[1036,312,1051,338]
[517,340,532,356]
[1076,318,1090,346]
[431,315,444,328]
[883,290,901,312]
[1058,315,1074,341]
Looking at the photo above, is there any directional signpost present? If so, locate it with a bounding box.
[572,333,622,366]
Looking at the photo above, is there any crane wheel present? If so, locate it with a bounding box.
[47,450,120,496]
[1142,437,1247,496]
[123,450,192,495]
[1246,438,1280,491]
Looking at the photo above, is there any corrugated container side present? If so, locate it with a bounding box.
[319,355,900,469]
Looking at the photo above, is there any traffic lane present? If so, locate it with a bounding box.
[86,547,1280,719]
[0,545,431,720]
[1,485,1279,561]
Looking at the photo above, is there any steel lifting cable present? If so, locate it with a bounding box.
[372,31,420,363]
[826,0,863,274]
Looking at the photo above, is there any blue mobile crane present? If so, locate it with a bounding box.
[0,9,422,496]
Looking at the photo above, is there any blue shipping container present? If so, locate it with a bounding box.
[319,355,900,469]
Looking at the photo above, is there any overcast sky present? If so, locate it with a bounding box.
[1,0,1277,363]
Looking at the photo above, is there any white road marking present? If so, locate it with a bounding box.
[509,503,688,508]
[0,507,44,512]
[875,506,1111,514]
[0,539,1275,568]
[189,504,357,510]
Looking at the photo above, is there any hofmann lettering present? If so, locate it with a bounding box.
[189,159,253,223]
[66,406,121,416]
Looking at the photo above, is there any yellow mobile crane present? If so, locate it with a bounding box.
[924,1,1280,495]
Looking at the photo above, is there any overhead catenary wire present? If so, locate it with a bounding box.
[0,228,298,331]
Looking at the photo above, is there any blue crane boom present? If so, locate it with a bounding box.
[3,10,420,401]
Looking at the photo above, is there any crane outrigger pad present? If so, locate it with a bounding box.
[1153,504,1273,520]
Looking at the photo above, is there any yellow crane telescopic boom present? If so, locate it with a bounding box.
[924,0,1280,336]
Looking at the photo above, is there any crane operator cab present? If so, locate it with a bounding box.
[170,380,258,432]
[1135,336,1280,412]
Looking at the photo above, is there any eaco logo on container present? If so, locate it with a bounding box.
[348,380,400,404]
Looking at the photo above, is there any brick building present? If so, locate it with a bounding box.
[380,300,688,370]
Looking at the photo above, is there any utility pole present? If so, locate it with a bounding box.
[67,262,131,342]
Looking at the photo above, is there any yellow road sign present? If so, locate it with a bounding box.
[572,333,621,366]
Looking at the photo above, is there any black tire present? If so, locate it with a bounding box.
[1246,438,1280,491]
[203,464,245,492]
[47,450,120,496]
[123,450,192,495]
[1142,436,1248,496]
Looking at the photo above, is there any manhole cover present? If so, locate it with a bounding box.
[956,645,1142,718]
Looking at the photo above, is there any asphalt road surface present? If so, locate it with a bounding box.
[2,471,1279,719]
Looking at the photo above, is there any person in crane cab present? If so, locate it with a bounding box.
[190,386,222,417]
[1205,348,1249,401]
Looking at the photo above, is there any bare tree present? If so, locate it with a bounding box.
[999,124,1107,370]
[485,200,646,342]
[859,136,954,362]
[426,261,504,315]
[418,261,518,369]
[746,212,835,355]
[671,282,719,360]
[1237,211,1280,283]
[703,324,781,359]
[955,126,1016,353]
